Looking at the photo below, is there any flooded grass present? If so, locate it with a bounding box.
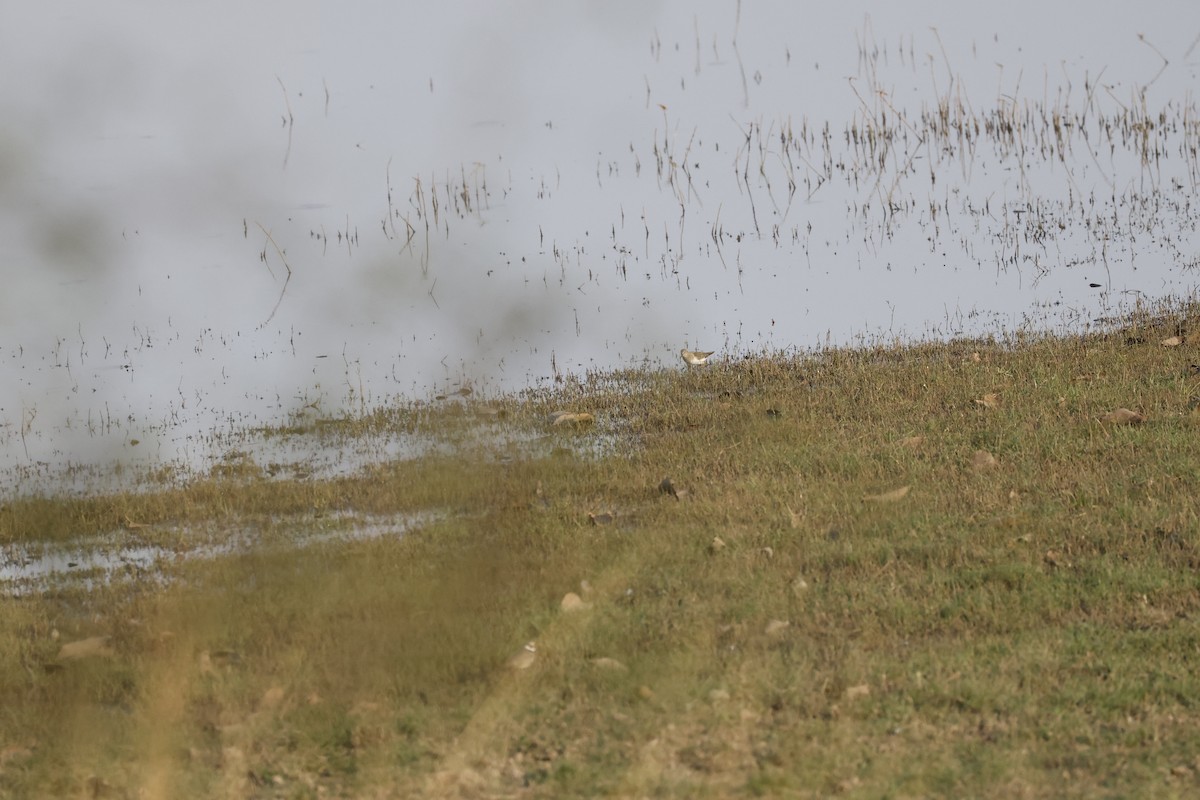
[7,17,1200,493]
[4,302,1200,796]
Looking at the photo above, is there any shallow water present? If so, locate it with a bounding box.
[1,1,1197,486]
[0,511,431,596]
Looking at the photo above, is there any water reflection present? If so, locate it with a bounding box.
[0,511,430,596]
[1,1,1197,482]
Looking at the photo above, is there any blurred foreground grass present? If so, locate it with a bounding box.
[3,307,1200,797]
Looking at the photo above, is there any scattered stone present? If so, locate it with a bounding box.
[638,685,656,700]
[760,546,774,560]
[708,688,731,703]
[790,575,810,596]
[1162,336,1185,347]
[708,536,727,554]
[591,657,628,672]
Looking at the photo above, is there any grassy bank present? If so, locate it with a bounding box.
[3,308,1200,798]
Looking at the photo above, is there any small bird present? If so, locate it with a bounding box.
[680,348,715,366]
[507,641,537,670]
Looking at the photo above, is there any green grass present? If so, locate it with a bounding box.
[4,306,1200,797]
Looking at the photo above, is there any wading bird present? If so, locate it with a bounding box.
[680,348,715,366]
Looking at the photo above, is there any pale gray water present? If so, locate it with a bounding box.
[2,1,1198,487]
[0,510,430,596]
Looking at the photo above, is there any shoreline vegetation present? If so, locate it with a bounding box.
[4,303,1200,797]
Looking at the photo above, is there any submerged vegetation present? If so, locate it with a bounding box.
[3,303,1200,797]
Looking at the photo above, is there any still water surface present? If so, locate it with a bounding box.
[2,1,1198,487]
